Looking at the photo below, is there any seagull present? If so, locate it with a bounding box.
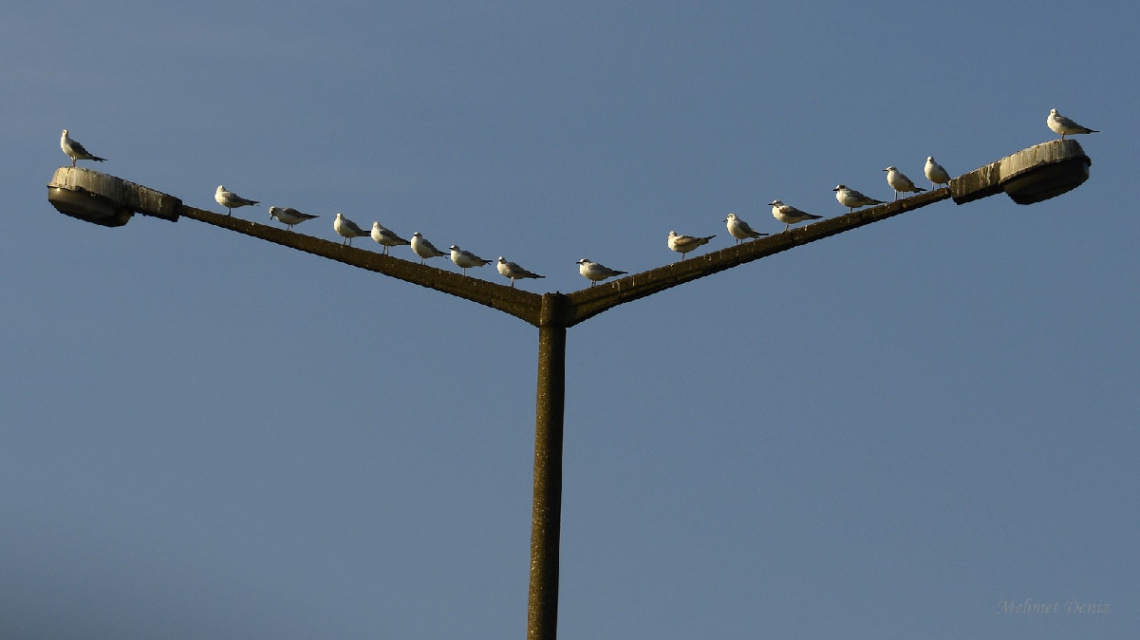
[725,213,767,244]
[60,129,106,167]
[924,156,951,190]
[883,166,926,201]
[577,258,627,286]
[667,230,716,261]
[215,185,260,216]
[410,232,447,264]
[497,257,545,288]
[449,245,492,275]
[370,222,410,256]
[768,200,822,231]
[268,206,319,231]
[333,212,369,246]
[832,184,885,213]
[1047,108,1098,139]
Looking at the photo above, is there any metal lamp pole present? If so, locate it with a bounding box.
[46,139,1091,640]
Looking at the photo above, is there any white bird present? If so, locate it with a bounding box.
[449,245,492,275]
[667,230,716,261]
[60,129,106,167]
[924,156,951,190]
[1047,108,1098,139]
[268,206,319,231]
[832,184,885,213]
[215,185,260,216]
[333,212,369,246]
[410,232,447,264]
[370,222,410,256]
[883,166,926,201]
[576,258,627,286]
[725,213,767,244]
[768,200,822,231]
[497,257,545,288]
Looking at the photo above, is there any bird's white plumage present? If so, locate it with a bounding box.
[883,166,926,200]
[497,257,544,287]
[370,222,410,255]
[333,212,369,245]
[215,185,260,215]
[724,213,766,243]
[60,129,106,167]
[1047,108,1098,139]
[410,232,447,263]
[667,230,715,259]
[269,206,319,230]
[768,200,822,231]
[832,184,884,212]
[449,245,491,274]
[924,156,951,189]
[576,258,626,286]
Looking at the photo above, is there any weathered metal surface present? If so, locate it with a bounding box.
[528,294,570,640]
[47,167,181,225]
[951,139,1091,205]
[999,139,1090,204]
[949,160,1004,205]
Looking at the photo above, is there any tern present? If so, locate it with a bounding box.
[769,200,822,231]
[1047,108,1098,140]
[410,232,447,264]
[832,184,885,213]
[333,213,369,246]
[215,185,260,216]
[370,222,410,256]
[924,156,951,190]
[576,258,627,286]
[497,257,545,288]
[883,166,926,201]
[667,230,716,261]
[449,245,492,275]
[724,213,767,244]
[60,129,106,167]
[268,206,319,231]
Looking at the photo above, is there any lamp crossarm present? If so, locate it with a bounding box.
[561,189,952,326]
[178,205,546,326]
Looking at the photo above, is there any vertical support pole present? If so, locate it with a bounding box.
[527,294,569,640]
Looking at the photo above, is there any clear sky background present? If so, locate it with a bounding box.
[2,1,1136,638]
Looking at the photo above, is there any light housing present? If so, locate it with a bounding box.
[950,139,1092,206]
[48,167,181,227]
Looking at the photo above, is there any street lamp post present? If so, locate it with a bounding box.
[46,139,1090,639]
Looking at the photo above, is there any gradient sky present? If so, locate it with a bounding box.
[2,1,1137,638]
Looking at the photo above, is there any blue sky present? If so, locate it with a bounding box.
[2,1,1137,638]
